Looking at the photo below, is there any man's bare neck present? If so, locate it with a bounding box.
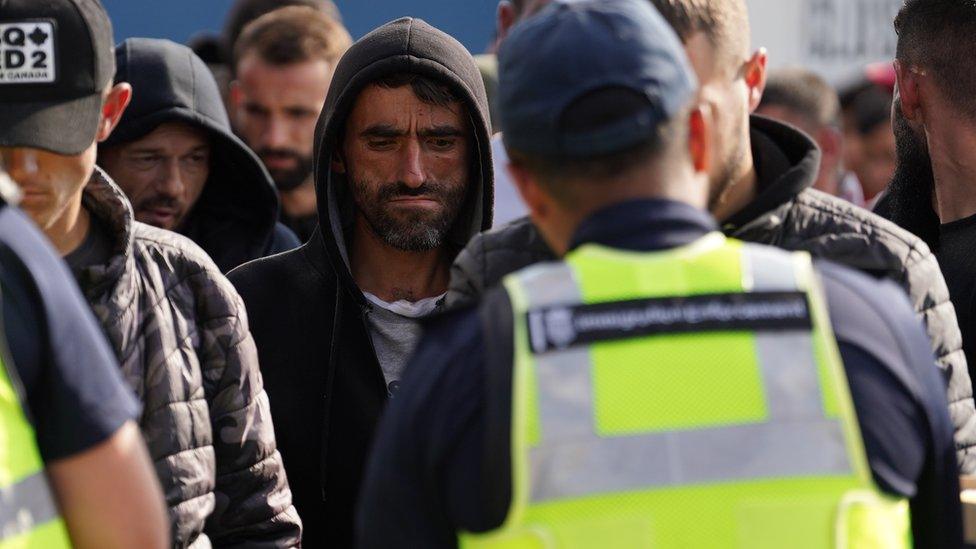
[350,218,451,303]
[48,195,91,257]
[712,155,759,225]
[280,179,317,218]
[929,130,976,224]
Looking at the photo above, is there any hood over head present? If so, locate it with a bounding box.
[102,37,280,272]
[721,115,821,232]
[312,17,493,295]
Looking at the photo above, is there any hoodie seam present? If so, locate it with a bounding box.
[188,49,197,113]
[405,18,414,59]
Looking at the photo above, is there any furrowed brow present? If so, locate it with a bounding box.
[418,125,464,138]
[361,124,405,138]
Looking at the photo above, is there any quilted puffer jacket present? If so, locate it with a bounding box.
[447,116,976,473]
[74,169,302,548]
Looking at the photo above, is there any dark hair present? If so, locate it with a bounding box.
[848,87,892,135]
[224,0,342,52]
[649,0,749,70]
[373,72,461,108]
[896,0,976,119]
[507,88,685,204]
[761,68,841,129]
[233,5,351,70]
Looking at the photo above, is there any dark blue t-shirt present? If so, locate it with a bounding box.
[357,199,962,548]
[0,202,139,461]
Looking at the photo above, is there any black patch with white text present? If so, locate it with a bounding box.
[0,20,56,84]
[526,291,812,354]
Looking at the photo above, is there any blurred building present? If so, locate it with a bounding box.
[747,0,902,85]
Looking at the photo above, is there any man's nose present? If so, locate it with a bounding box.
[157,159,185,198]
[262,117,290,150]
[398,139,426,188]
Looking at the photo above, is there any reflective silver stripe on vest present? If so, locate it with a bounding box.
[520,246,851,503]
[0,472,61,541]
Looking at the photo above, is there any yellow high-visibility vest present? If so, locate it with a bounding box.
[0,340,71,548]
[463,233,909,548]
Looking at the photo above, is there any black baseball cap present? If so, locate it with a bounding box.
[498,0,697,157]
[0,0,116,155]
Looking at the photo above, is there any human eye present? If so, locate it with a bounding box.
[428,137,456,151]
[367,139,397,151]
[132,155,161,170]
[183,153,209,169]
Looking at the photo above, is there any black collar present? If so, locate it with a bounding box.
[569,199,718,253]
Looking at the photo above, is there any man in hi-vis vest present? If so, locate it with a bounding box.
[357,0,963,547]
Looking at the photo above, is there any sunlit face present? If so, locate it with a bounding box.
[684,32,752,210]
[1,145,95,230]
[98,121,211,230]
[232,54,332,191]
[335,83,470,251]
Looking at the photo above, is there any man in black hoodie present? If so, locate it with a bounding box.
[228,17,493,547]
[99,38,299,273]
[447,0,976,473]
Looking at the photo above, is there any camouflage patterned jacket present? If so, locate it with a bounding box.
[75,169,302,548]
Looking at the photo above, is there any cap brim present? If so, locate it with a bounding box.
[0,94,103,155]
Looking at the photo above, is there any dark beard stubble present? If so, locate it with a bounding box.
[352,178,467,252]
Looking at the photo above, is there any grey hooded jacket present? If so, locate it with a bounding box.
[76,169,301,547]
[447,116,976,472]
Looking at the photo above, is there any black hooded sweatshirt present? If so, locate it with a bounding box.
[229,18,494,547]
[102,38,300,273]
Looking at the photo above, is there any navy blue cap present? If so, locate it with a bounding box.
[498,0,697,157]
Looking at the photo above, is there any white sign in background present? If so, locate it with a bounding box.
[0,21,56,85]
[746,0,902,85]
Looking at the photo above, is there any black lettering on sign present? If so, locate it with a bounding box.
[4,50,25,69]
[805,0,900,61]
[3,27,25,47]
[526,291,813,354]
[0,21,56,83]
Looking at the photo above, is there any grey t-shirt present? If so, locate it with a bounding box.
[363,292,444,396]
[64,215,113,278]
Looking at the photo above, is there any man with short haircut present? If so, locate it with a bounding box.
[447,0,976,473]
[231,6,352,242]
[883,0,976,394]
[758,68,845,198]
[223,0,342,58]
[99,38,300,273]
[0,1,301,546]
[228,17,494,546]
[0,170,169,549]
[359,1,961,546]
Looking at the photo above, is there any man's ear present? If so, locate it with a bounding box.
[816,126,843,161]
[96,83,132,143]
[688,105,712,174]
[894,60,923,123]
[497,1,518,43]
[745,48,768,113]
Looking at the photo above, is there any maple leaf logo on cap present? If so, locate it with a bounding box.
[28,26,49,46]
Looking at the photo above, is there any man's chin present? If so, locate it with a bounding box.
[270,169,311,192]
[136,209,183,231]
